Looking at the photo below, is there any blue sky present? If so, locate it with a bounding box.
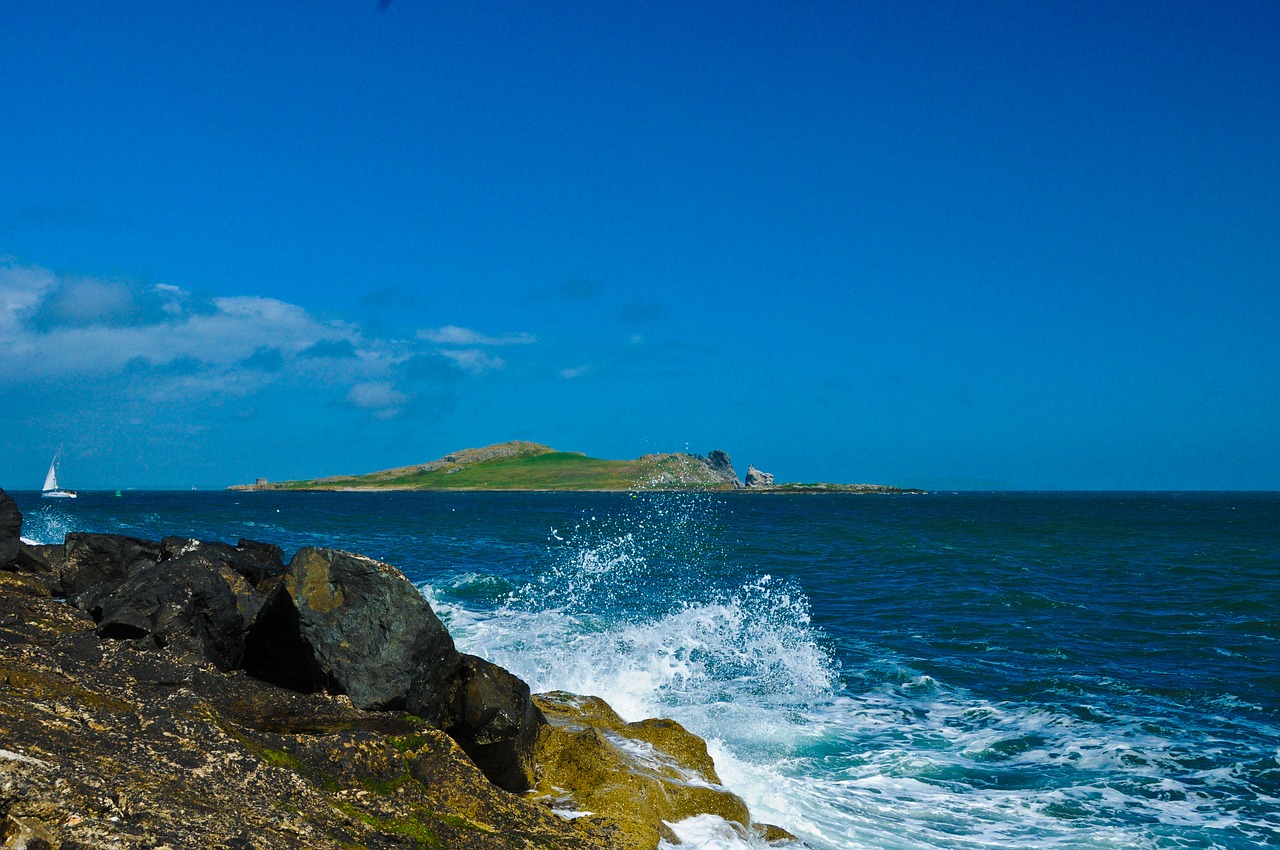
[2,1,1277,490]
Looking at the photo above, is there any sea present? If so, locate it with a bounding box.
[10,489,1279,849]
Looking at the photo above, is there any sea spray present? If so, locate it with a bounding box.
[429,492,854,848]
[19,501,76,545]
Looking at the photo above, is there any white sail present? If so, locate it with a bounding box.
[41,448,77,498]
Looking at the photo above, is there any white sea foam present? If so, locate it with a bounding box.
[658,814,760,849]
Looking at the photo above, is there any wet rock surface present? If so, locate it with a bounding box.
[533,691,795,849]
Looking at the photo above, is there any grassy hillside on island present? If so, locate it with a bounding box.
[231,441,742,492]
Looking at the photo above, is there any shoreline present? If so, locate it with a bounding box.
[0,486,794,849]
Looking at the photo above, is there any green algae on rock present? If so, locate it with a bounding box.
[532,691,797,850]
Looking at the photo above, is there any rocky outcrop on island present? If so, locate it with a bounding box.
[745,465,775,488]
[0,488,794,849]
[703,450,743,489]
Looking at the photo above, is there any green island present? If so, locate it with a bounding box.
[228,441,924,494]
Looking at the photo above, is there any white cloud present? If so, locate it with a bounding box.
[154,283,187,316]
[440,349,505,374]
[346,382,409,418]
[0,265,383,379]
[418,325,536,346]
[0,260,531,415]
[559,365,590,379]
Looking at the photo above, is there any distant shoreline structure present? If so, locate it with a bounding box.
[228,441,925,495]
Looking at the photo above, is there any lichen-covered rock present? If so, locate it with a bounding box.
[0,488,21,569]
[447,654,545,792]
[533,691,753,850]
[260,547,462,723]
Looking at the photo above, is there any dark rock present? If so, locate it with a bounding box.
[255,547,461,722]
[0,488,21,569]
[236,538,286,574]
[745,464,775,488]
[159,536,284,587]
[447,654,545,792]
[93,549,267,670]
[705,450,743,488]
[60,532,161,609]
[16,542,65,575]
[241,579,323,694]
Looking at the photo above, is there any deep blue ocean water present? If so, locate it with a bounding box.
[10,489,1279,849]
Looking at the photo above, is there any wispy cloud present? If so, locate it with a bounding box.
[440,349,506,374]
[0,259,534,414]
[559,365,590,379]
[346,381,409,419]
[418,325,537,346]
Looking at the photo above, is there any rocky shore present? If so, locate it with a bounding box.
[0,488,793,849]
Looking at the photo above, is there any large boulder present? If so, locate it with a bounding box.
[248,547,461,724]
[60,532,162,609]
[447,654,546,792]
[0,488,21,569]
[744,465,775,488]
[92,548,267,670]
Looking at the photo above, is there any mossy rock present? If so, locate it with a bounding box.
[533,692,753,850]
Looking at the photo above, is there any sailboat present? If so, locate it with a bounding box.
[41,447,77,499]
